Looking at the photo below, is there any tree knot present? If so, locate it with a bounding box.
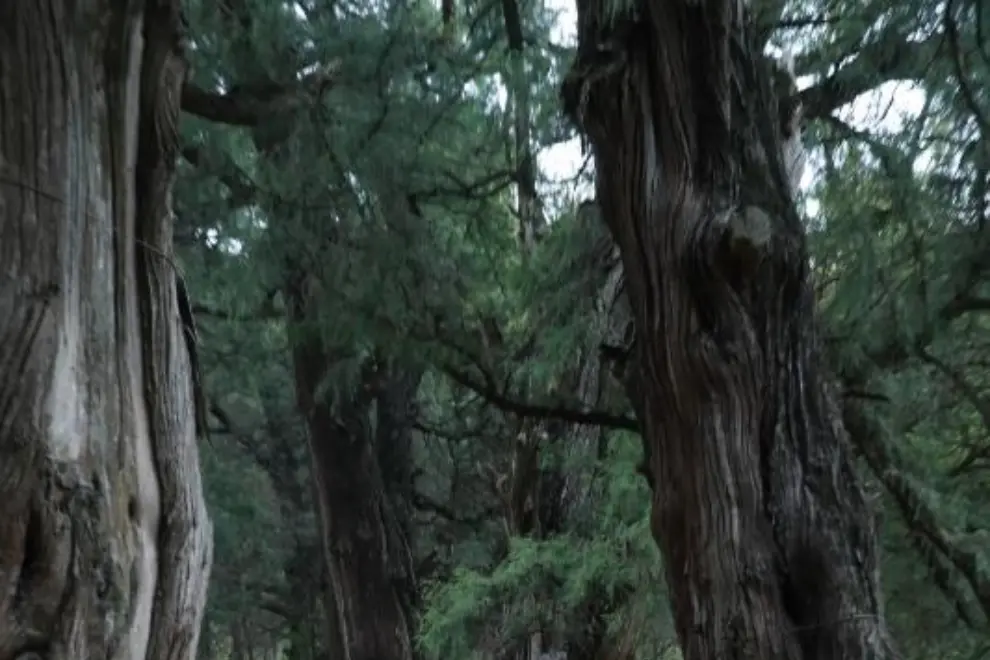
[719,205,775,281]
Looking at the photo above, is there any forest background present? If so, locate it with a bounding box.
[83,0,990,656]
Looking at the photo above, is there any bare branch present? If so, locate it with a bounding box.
[799,30,943,120]
[441,364,639,433]
[844,399,990,622]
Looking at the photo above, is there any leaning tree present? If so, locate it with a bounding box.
[0,1,211,657]
[562,1,898,658]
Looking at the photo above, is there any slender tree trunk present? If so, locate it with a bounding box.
[376,366,425,626]
[253,385,338,656]
[287,277,417,660]
[232,622,252,660]
[0,1,212,658]
[563,2,896,659]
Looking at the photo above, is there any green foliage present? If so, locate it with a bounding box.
[174,0,990,656]
[417,435,676,658]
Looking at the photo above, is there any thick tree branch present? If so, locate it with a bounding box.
[843,399,990,622]
[916,347,990,434]
[440,364,639,432]
[799,30,943,119]
[181,83,268,126]
[181,145,259,208]
[905,532,984,629]
[180,61,341,126]
[831,222,990,620]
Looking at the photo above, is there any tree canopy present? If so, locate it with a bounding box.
[4,0,987,657]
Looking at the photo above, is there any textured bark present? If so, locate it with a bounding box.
[287,277,417,660]
[0,1,212,659]
[375,368,424,625]
[563,2,896,659]
[557,223,632,526]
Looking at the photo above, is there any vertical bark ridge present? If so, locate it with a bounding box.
[133,3,213,657]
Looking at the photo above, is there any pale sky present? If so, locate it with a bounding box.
[537,0,929,215]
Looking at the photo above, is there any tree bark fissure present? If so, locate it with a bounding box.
[563,3,896,659]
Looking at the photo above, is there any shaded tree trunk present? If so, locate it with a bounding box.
[551,254,637,660]
[0,1,212,658]
[177,1,422,644]
[563,2,896,659]
[232,621,254,660]
[184,62,420,657]
[180,12,419,648]
[252,384,339,657]
[376,367,425,625]
[287,276,418,660]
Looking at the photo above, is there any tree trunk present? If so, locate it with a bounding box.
[375,366,424,626]
[287,277,417,660]
[0,1,212,659]
[563,2,896,659]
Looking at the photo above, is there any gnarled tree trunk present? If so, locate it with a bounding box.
[563,1,896,658]
[0,1,212,659]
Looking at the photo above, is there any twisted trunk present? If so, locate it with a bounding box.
[0,1,212,658]
[563,2,895,658]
